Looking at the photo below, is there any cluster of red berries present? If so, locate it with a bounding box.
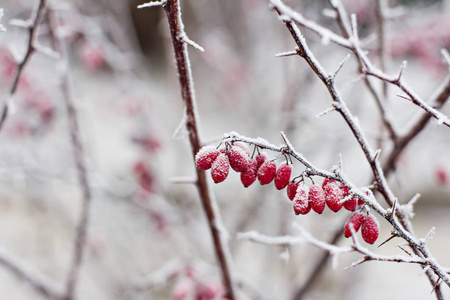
[195,142,380,244]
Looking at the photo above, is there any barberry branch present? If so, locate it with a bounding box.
[0,0,47,131]
[269,0,450,128]
[48,8,94,300]
[145,1,237,298]
[0,246,64,299]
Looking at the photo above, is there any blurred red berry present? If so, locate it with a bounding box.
[79,42,105,70]
[436,166,448,186]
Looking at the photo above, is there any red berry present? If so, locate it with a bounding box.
[255,152,268,169]
[227,145,249,172]
[344,211,364,238]
[195,146,221,171]
[324,182,343,212]
[436,166,448,186]
[257,160,276,185]
[233,142,251,157]
[357,199,364,206]
[293,184,311,215]
[240,159,258,187]
[344,198,358,211]
[361,214,380,244]
[309,185,326,214]
[322,178,335,189]
[211,153,230,183]
[274,162,292,190]
[287,180,298,201]
[340,185,357,211]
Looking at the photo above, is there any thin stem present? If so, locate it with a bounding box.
[0,246,64,299]
[162,1,236,299]
[0,0,47,131]
[48,8,94,300]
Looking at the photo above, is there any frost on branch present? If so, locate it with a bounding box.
[0,9,5,32]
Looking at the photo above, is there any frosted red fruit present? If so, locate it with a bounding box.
[233,142,251,157]
[274,162,292,190]
[309,185,326,214]
[240,159,258,187]
[344,198,358,211]
[324,182,344,212]
[344,211,364,238]
[361,214,380,244]
[287,180,298,201]
[340,185,357,211]
[357,199,364,206]
[257,160,276,185]
[195,146,221,171]
[211,153,230,183]
[227,145,249,172]
[255,152,268,169]
[293,184,311,215]
[321,178,336,189]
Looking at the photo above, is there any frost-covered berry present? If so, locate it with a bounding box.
[233,142,251,157]
[322,178,335,189]
[255,152,268,169]
[274,162,292,190]
[287,180,298,201]
[361,214,380,244]
[211,153,230,183]
[344,198,358,211]
[293,184,311,215]
[227,145,249,172]
[240,159,258,187]
[309,185,326,214]
[195,146,221,171]
[324,182,343,212]
[344,211,364,238]
[257,160,276,185]
[340,185,357,211]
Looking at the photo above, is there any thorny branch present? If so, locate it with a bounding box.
[263,0,450,295]
[0,0,47,131]
[226,131,450,291]
[269,0,450,128]
[140,0,237,298]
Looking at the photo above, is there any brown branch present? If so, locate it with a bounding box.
[327,0,397,142]
[383,75,450,177]
[159,1,237,299]
[47,8,94,300]
[0,0,47,131]
[0,246,64,299]
[266,0,450,295]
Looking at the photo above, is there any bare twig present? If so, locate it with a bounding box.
[48,8,94,300]
[0,246,64,299]
[0,0,47,131]
[159,1,237,299]
[271,0,450,128]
